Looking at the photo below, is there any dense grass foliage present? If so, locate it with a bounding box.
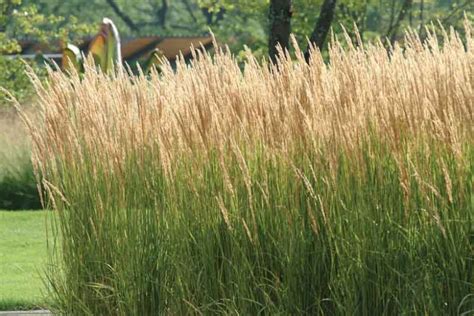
[22,26,474,314]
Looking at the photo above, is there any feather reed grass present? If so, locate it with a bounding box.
[21,25,474,314]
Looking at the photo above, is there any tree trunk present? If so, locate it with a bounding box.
[157,0,169,28]
[386,0,413,44]
[304,0,337,62]
[268,0,292,64]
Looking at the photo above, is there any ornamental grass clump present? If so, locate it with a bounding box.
[21,25,473,314]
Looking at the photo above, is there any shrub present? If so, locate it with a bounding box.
[24,25,474,314]
[0,149,41,210]
[0,58,39,107]
[0,110,41,210]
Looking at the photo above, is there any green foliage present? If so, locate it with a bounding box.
[44,138,474,315]
[176,0,473,58]
[0,124,41,210]
[0,0,93,106]
[0,0,93,49]
[13,0,472,61]
[0,155,41,210]
[0,58,42,105]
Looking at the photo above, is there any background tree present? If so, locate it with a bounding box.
[305,0,337,61]
[5,0,474,61]
[0,0,92,104]
[268,0,292,63]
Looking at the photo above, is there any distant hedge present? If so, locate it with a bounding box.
[0,159,42,210]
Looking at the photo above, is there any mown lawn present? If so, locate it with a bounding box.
[0,210,49,310]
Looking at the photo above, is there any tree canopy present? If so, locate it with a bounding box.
[0,0,472,104]
[18,0,474,57]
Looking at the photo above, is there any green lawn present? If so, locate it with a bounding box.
[0,211,49,310]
